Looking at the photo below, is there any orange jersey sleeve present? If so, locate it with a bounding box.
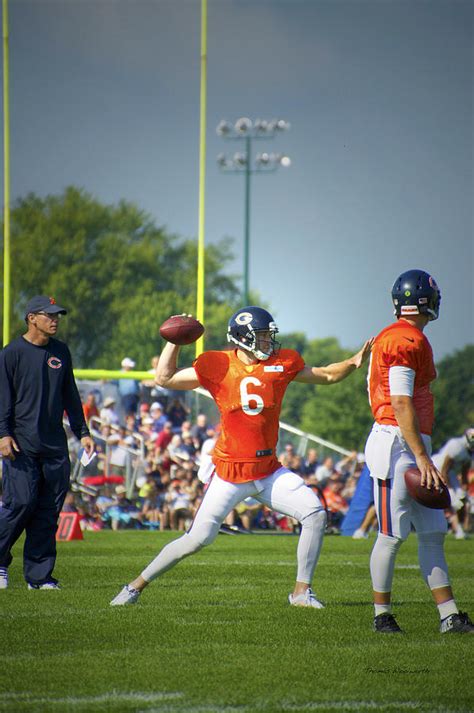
[193,348,304,482]
[367,320,436,434]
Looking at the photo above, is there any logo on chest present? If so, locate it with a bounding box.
[47,356,63,370]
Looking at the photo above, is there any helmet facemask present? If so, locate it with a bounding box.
[227,323,280,361]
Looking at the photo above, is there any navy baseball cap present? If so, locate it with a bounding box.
[24,295,67,318]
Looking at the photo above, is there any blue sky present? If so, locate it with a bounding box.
[2,0,472,359]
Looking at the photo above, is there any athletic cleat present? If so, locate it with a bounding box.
[373,613,403,633]
[0,567,8,590]
[440,611,474,633]
[110,584,141,606]
[288,587,325,609]
[352,528,369,540]
[27,581,61,590]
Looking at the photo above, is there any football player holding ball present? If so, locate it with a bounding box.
[111,306,372,609]
[365,269,473,634]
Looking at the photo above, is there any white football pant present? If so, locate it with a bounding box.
[141,467,326,585]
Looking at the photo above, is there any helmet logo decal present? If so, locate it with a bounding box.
[404,290,411,297]
[235,312,253,326]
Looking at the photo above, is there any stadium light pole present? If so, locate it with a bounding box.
[216,118,291,305]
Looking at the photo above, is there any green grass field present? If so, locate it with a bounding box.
[1,530,472,713]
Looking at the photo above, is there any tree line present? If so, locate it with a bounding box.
[1,187,471,451]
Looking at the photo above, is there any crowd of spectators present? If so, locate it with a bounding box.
[23,353,469,538]
[62,360,370,536]
[1,354,470,539]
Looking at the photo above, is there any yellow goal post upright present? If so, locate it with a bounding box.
[75,5,208,388]
[2,0,11,347]
[195,0,207,358]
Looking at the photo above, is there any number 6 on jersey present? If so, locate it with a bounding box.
[240,377,264,416]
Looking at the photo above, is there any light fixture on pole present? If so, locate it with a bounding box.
[216,118,291,305]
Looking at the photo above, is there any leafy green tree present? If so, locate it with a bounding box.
[1,187,471,451]
[295,337,372,451]
[1,187,239,367]
[281,337,372,451]
[432,345,474,450]
[282,338,474,452]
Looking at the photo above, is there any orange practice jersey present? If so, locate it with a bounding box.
[367,320,436,435]
[193,348,305,483]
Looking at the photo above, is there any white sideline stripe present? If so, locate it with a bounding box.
[189,560,294,566]
[0,691,184,706]
[0,696,458,713]
[281,704,450,712]
[138,703,457,713]
[343,561,422,571]
[142,707,249,713]
[395,564,419,570]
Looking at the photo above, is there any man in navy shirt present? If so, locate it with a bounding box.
[0,295,94,590]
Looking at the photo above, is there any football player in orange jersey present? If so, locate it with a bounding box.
[365,270,474,634]
[111,306,372,607]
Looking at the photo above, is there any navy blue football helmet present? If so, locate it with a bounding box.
[227,306,280,360]
[391,269,441,321]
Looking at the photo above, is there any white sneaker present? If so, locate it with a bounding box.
[110,584,141,606]
[0,567,8,590]
[455,528,466,540]
[288,587,324,609]
[352,528,368,540]
[27,581,61,590]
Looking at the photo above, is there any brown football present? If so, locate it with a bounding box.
[159,315,204,346]
[404,467,451,509]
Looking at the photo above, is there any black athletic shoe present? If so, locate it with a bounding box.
[373,613,403,633]
[440,611,474,634]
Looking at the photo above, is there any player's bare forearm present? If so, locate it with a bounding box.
[391,395,446,489]
[155,342,199,390]
[295,338,373,385]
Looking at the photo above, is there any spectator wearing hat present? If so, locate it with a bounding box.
[100,396,120,425]
[150,402,167,433]
[118,357,140,417]
[165,480,192,531]
[0,295,95,591]
[107,426,134,477]
[138,414,154,438]
[104,485,142,530]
